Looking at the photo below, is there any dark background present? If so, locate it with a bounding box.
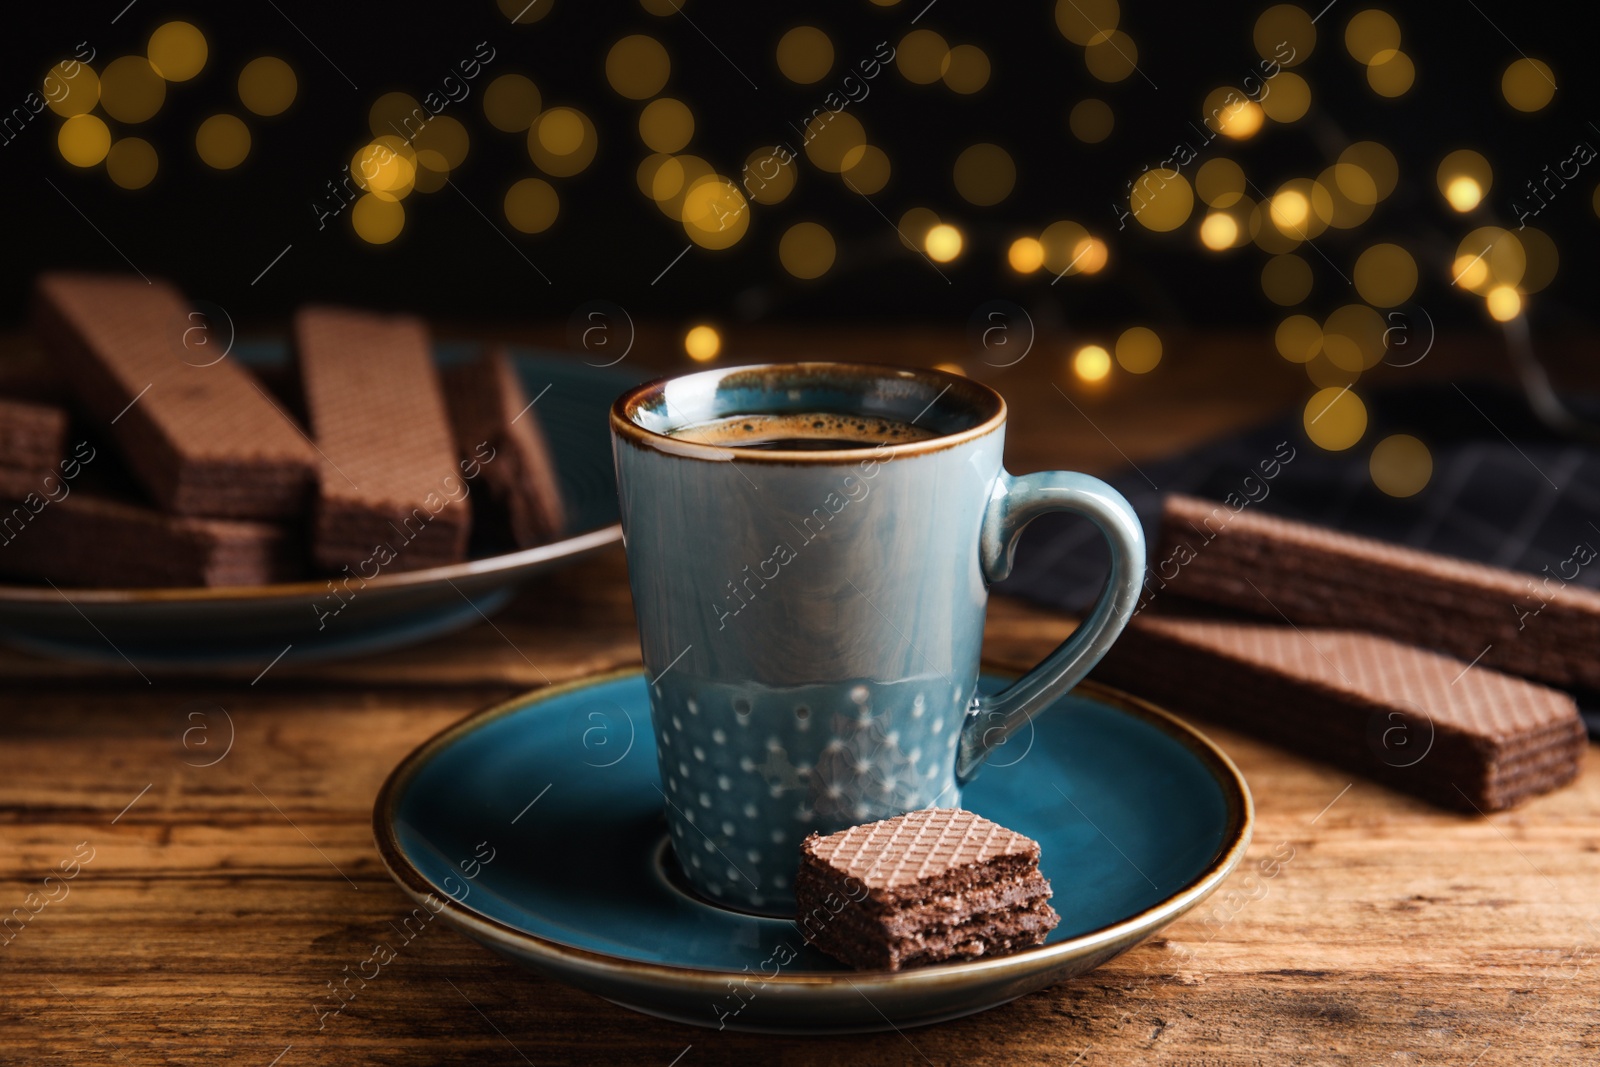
[2,0,1594,347]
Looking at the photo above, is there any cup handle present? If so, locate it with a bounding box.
[955,471,1146,783]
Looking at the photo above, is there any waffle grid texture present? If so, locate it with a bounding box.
[803,808,1040,889]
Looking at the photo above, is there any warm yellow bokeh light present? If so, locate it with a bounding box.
[1304,386,1368,451]
[1452,253,1490,292]
[1254,4,1315,67]
[1456,226,1525,292]
[941,44,990,94]
[1200,212,1240,250]
[684,324,721,362]
[897,30,949,84]
[1204,88,1265,139]
[924,223,963,262]
[1008,236,1044,273]
[195,114,251,169]
[1270,189,1310,232]
[1084,31,1139,83]
[1262,71,1311,122]
[1502,58,1556,112]
[351,193,404,244]
[45,61,99,117]
[779,222,836,279]
[1366,50,1414,98]
[369,92,422,138]
[899,207,941,251]
[1073,236,1108,274]
[1487,286,1522,322]
[1056,0,1120,45]
[1115,327,1161,373]
[1275,315,1322,363]
[1340,142,1398,202]
[744,147,796,205]
[1073,344,1112,383]
[1353,243,1417,307]
[777,26,833,85]
[1262,253,1313,305]
[483,74,541,132]
[1196,157,1245,208]
[1130,172,1194,232]
[1370,434,1433,497]
[239,57,297,116]
[639,97,694,153]
[57,114,111,167]
[607,36,670,99]
[953,143,1015,206]
[106,137,158,189]
[1445,176,1482,212]
[1323,304,1387,371]
[682,176,750,249]
[503,177,559,233]
[352,137,417,201]
[148,21,207,82]
[100,55,166,123]
[840,144,890,195]
[529,107,595,176]
[1517,227,1559,294]
[1069,98,1115,143]
[803,110,866,172]
[1345,9,1401,64]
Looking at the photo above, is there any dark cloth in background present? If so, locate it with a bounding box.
[996,383,1600,736]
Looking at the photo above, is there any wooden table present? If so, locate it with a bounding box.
[3,328,1596,1065]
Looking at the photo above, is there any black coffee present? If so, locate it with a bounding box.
[667,412,937,450]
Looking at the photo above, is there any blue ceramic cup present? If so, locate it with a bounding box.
[611,363,1144,914]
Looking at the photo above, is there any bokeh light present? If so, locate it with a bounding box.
[1200,211,1240,250]
[1204,88,1265,139]
[1056,0,1120,46]
[1073,344,1112,382]
[45,61,99,117]
[106,137,158,189]
[840,144,891,195]
[684,324,721,361]
[779,222,836,279]
[1304,386,1367,451]
[941,45,990,94]
[1084,31,1139,83]
[147,21,207,82]
[606,36,670,99]
[1370,434,1433,497]
[1344,9,1400,64]
[682,176,749,249]
[777,27,833,85]
[1275,314,1322,362]
[351,194,404,244]
[1008,236,1044,273]
[57,114,111,167]
[1486,285,1522,321]
[1069,99,1114,143]
[1366,50,1414,97]
[1261,253,1313,305]
[803,111,866,172]
[1323,304,1387,371]
[239,57,297,116]
[1353,243,1417,307]
[1115,327,1161,373]
[1517,227,1559,293]
[528,107,595,176]
[1041,219,1088,273]
[1254,4,1315,67]
[897,30,949,84]
[898,207,941,251]
[1196,158,1246,208]
[100,55,166,123]
[370,92,423,138]
[1340,142,1399,202]
[195,114,251,169]
[924,223,963,262]
[483,74,541,132]
[352,137,417,201]
[640,97,694,153]
[1502,58,1556,112]
[1131,172,1194,232]
[744,147,796,205]
[1262,72,1311,122]
[953,143,1015,206]
[504,177,559,233]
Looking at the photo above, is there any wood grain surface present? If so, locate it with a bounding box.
[2,328,1596,1066]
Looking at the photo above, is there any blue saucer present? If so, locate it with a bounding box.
[374,670,1253,1033]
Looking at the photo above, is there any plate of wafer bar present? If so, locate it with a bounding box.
[0,273,633,671]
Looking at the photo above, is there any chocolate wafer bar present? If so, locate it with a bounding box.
[0,491,297,588]
[441,349,565,548]
[796,808,1059,971]
[1092,613,1586,811]
[34,273,316,519]
[1152,494,1600,693]
[0,399,67,477]
[295,307,469,572]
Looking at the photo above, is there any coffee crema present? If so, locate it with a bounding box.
[666,412,937,451]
